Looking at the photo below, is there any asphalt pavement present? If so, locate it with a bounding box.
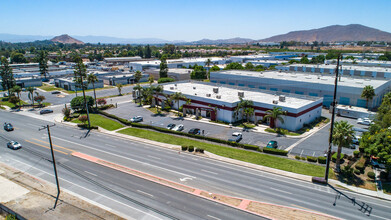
[1,110,390,219]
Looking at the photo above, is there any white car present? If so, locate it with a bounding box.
[173,124,184,131]
[7,141,22,150]
[352,135,361,145]
[228,132,243,142]
[130,116,143,122]
[357,118,373,126]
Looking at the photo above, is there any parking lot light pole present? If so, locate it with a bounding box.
[325,54,341,183]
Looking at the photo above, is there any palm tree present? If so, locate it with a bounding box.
[10,85,22,108]
[152,85,163,109]
[361,85,375,109]
[332,120,354,172]
[244,107,254,123]
[264,107,286,128]
[87,73,99,108]
[73,59,87,104]
[116,83,123,96]
[205,58,212,80]
[134,71,142,83]
[170,92,185,115]
[234,98,253,121]
[27,87,35,106]
[133,84,143,106]
[148,75,154,85]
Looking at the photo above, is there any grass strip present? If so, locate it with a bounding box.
[72,113,124,131]
[118,127,331,177]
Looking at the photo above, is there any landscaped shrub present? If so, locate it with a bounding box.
[354,169,361,175]
[77,124,98,129]
[188,146,194,152]
[367,171,376,179]
[158,77,175,84]
[347,155,353,161]
[301,156,306,160]
[353,151,360,158]
[317,156,326,164]
[195,148,204,153]
[98,104,115,110]
[307,156,317,163]
[181,146,188,151]
[295,155,301,160]
[355,157,366,171]
[332,152,344,162]
[262,148,288,156]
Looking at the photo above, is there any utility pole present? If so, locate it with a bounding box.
[325,54,341,182]
[39,124,60,209]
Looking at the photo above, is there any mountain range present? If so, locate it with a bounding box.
[1,24,391,45]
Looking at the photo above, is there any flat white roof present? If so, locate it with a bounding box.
[248,59,288,64]
[130,57,227,65]
[213,70,390,89]
[163,81,320,108]
[290,64,391,72]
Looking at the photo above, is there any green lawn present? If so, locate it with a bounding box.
[72,114,124,131]
[0,99,28,108]
[38,84,66,92]
[383,183,391,195]
[118,127,332,177]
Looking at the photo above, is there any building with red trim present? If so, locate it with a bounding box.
[159,82,323,131]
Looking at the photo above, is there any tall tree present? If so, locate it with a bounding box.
[73,59,88,106]
[38,50,49,79]
[10,85,22,108]
[361,85,375,109]
[332,121,354,172]
[148,75,154,85]
[27,87,36,106]
[152,85,163,109]
[134,71,142,83]
[116,83,123,96]
[234,98,254,122]
[87,73,99,108]
[264,107,286,128]
[133,84,143,106]
[190,66,207,80]
[159,55,168,78]
[205,58,212,80]
[0,57,15,96]
[145,45,152,58]
[170,92,185,115]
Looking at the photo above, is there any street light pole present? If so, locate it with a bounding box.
[39,124,60,209]
[325,54,341,182]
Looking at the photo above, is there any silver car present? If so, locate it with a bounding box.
[7,141,22,150]
[173,124,184,131]
[130,116,143,122]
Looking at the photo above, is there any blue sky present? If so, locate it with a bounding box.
[1,0,390,41]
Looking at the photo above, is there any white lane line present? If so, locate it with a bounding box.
[207,215,221,220]
[105,144,116,148]
[10,158,162,220]
[269,187,292,195]
[370,214,391,220]
[85,171,97,176]
[51,135,196,179]
[147,155,161,160]
[201,169,218,175]
[137,190,154,197]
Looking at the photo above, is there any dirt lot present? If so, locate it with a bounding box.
[0,162,124,220]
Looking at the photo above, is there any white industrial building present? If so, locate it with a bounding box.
[246,59,288,67]
[210,70,391,108]
[54,77,104,91]
[157,82,323,131]
[0,77,42,90]
[145,68,192,80]
[98,72,149,86]
[277,64,391,79]
[129,57,229,71]
[325,59,391,68]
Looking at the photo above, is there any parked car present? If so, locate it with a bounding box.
[357,118,373,126]
[130,116,143,122]
[51,91,61,94]
[3,93,9,97]
[188,128,201,135]
[352,135,361,145]
[266,140,278,149]
[166,123,176,130]
[40,109,54,115]
[228,132,242,143]
[173,124,184,131]
[3,123,14,131]
[7,141,22,150]
[371,156,386,169]
[353,127,369,133]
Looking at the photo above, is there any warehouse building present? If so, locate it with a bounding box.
[0,77,42,90]
[129,57,229,71]
[145,68,192,80]
[210,70,391,108]
[157,81,323,131]
[54,77,104,91]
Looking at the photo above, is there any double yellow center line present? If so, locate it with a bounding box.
[25,138,76,155]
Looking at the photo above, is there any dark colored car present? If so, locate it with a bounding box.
[51,91,61,94]
[166,123,176,130]
[40,109,54,115]
[266,140,278,149]
[4,123,14,131]
[188,128,201,135]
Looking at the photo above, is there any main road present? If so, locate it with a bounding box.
[0,110,390,219]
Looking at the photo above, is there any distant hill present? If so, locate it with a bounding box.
[260,24,391,42]
[51,34,84,44]
[192,37,254,45]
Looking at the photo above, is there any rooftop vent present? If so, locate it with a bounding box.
[279,95,286,102]
[206,94,211,97]
[170,87,174,90]
[272,99,279,104]
[356,81,363,84]
[193,87,196,90]
[213,87,219,93]
[216,95,221,99]
[238,92,244,98]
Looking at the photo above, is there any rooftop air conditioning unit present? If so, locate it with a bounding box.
[279,95,286,102]
[238,92,244,98]
[170,87,174,90]
[193,87,196,90]
[273,100,279,104]
[206,94,211,97]
[213,87,219,93]
[216,95,221,99]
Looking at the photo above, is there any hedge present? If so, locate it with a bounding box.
[354,169,361,175]
[317,156,326,164]
[77,124,98,129]
[355,157,366,171]
[295,155,301,160]
[188,146,194,152]
[367,171,375,179]
[307,156,317,163]
[181,146,188,151]
[262,148,288,156]
[195,148,204,153]
[158,77,175,84]
[332,152,344,162]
